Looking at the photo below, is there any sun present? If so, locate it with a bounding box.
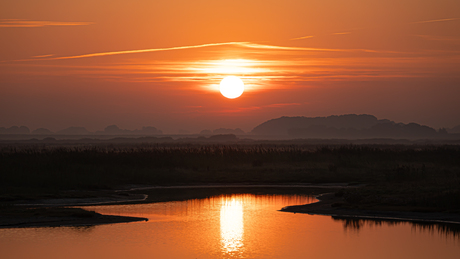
[220,76,244,99]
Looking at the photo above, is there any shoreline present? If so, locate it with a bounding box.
[0,207,148,229]
[0,215,148,229]
[0,184,346,229]
[280,193,460,224]
[2,184,460,228]
[11,183,351,207]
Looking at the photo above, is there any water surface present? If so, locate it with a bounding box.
[1,193,459,259]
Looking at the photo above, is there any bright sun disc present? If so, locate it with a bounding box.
[220,76,244,99]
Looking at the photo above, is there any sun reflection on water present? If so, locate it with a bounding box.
[220,197,244,255]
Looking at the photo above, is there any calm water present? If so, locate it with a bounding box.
[1,193,459,259]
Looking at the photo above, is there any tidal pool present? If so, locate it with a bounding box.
[1,193,459,259]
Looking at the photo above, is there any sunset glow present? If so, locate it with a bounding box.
[0,0,459,133]
[1,1,460,258]
[198,59,263,75]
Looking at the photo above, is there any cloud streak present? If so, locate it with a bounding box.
[40,42,392,61]
[291,29,359,41]
[411,18,459,24]
[412,34,460,42]
[0,19,93,27]
[32,54,54,58]
[50,42,250,60]
[289,35,315,41]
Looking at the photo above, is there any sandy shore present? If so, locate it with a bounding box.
[280,193,460,224]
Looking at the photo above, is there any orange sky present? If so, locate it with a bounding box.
[1,0,460,133]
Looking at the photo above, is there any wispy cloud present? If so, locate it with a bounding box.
[32,42,353,61]
[0,19,93,27]
[411,34,460,42]
[32,54,54,58]
[411,18,459,24]
[42,42,393,61]
[236,42,336,51]
[333,32,351,35]
[289,28,356,40]
[50,42,244,60]
[289,35,315,41]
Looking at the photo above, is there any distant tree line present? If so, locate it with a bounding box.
[0,125,163,135]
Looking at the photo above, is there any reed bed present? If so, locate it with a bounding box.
[1,143,459,210]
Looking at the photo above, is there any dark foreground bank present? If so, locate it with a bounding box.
[1,143,459,227]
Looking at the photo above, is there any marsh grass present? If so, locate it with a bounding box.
[1,144,459,210]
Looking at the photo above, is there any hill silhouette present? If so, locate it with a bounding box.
[251,114,444,139]
[252,114,386,135]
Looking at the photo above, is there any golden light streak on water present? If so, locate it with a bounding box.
[220,197,244,255]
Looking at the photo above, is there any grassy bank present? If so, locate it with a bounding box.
[1,143,459,211]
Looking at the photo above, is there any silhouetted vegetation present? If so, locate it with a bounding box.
[1,143,459,211]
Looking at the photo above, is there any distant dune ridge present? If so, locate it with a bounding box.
[252,114,384,135]
[251,114,454,139]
